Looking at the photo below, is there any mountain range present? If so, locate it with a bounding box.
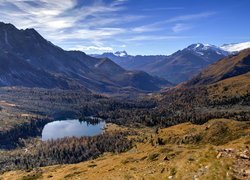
[1,22,249,93]
[92,42,250,83]
[0,22,172,93]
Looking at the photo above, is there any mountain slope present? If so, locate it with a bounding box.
[92,52,167,71]
[185,48,250,86]
[207,72,250,102]
[146,43,228,83]
[66,51,172,91]
[0,22,171,92]
[0,50,71,88]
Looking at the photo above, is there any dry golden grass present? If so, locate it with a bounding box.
[1,119,249,180]
[200,49,250,81]
[0,100,16,107]
[208,72,250,99]
[183,48,250,86]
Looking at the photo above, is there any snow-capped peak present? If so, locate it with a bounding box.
[220,42,250,53]
[186,43,229,56]
[195,43,202,48]
[187,43,214,50]
[114,51,128,57]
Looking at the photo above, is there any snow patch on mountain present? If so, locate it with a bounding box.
[187,43,229,56]
[114,51,128,57]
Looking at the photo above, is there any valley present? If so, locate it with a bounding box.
[0,5,249,179]
[0,61,249,179]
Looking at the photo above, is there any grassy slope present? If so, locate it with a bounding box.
[0,99,40,132]
[185,48,250,86]
[1,119,249,180]
[208,72,250,99]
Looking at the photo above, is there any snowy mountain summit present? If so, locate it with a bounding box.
[114,51,128,57]
[187,42,250,55]
[186,43,229,56]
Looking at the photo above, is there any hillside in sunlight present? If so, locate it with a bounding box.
[1,119,249,180]
[185,48,250,86]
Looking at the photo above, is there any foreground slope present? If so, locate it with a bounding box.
[1,119,249,180]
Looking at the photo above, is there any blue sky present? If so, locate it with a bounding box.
[0,0,250,55]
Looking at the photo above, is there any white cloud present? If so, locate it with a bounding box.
[0,1,217,54]
[131,12,214,34]
[127,35,189,41]
[143,7,184,11]
[132,23,163,33]
[71,45,113,52]
[0,0,138,53]
[166,12,216,23]
[45,27,126,42]
[172,23,192,33]
[0,0,77,30]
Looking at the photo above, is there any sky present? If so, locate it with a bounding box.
[0,0,250,55]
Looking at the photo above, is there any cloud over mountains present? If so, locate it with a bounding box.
[1,0,246,55]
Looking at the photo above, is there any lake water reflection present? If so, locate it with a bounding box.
[42,119,105,141]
